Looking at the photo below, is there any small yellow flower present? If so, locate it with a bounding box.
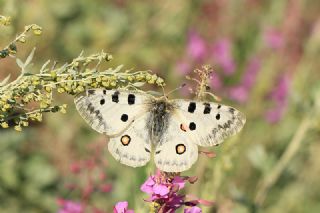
[1,122,9,128]
[14,125,22,131]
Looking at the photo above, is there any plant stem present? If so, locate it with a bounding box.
[254,117,311,207]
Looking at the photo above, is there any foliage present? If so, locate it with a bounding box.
[0,18,164,131]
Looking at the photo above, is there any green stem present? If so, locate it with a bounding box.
[254,117,311,207]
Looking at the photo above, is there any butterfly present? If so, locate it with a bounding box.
[74,89,246,172]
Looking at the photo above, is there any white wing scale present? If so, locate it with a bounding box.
[154,100,245,172]
[75,89,151,135]
[154,115,198,172]
[108,114,151,167]
[173,100,246,146]
[75,89,152,167]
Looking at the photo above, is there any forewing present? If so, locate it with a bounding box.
[74,89,152,135]
[172,99,246,146]
[154,116,198,172]
[108,114,151,168]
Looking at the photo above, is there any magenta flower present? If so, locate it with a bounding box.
[141,170,211,212]
[153,183,170,196]
[241,57,261,89]
[265,106,286,123]
[210,73,222,90]
[265,74,290,123]
[212,38,236,75]
[176,60,192,75]
[263,28,283,50]
[113,201,134,213]
[187,31,207,61]
[57,199,83,213]
[229,57,261,103]
[229,86,249,103]
[184,206,202,213]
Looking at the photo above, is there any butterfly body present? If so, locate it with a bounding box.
[146,98,174,146]
[75,89,245,172]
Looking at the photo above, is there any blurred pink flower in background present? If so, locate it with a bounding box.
[229,86,249,103]
[229,57,261,103]
[265,74,290,123]
[176,60,192,75]
[210,73,222,90]
[263,28,283,50]
[58,140,112,213]
[241,57,261,89]
[113,201,134,213]
[187,31,207,61]
[212,38,236,75]
[57,199,83,213]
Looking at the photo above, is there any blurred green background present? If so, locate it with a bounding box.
[1,0,320,212]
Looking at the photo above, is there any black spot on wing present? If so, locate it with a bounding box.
[229,107,235,114]
[188,102,196,113]
[128,94,135,105]
[121,114,128,122]
[203,103,211,114]
[112,91,119,103]
[216,113,220,120]
[103,90,106,95]
[100,99,105,105]
[189,122,196,130]
[87,103,95,114]
[88,90,95,95]
[145,148,151,153]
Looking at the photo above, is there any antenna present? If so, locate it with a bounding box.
[164,83,187,98]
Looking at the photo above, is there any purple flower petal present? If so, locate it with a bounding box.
[184,206,202,213]
[58,200,83,213]
[212,39,235,75]
[269,75,289,102]
[265,74,290,123]
[210,74,222,90]
[176,60,191,75]
[114,201,128,213]
[172,176,185,190]
[229,86,249,103]
[140,176,155,194]
[153,184,170,196]
[187,31,207,61]
[241,57,261,89]
[264,28,283,50]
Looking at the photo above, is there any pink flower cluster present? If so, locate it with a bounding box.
[176,30,235,81]
[140,170,211,212]
[57,199,83,213]
[57,140,112,213]
[265,74,290,123]
[113,169,212,212]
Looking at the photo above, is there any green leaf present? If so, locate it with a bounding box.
[16,58,24,69]
[0,74,11,86]
[25,47,36,67]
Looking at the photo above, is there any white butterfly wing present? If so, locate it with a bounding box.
[154,115,198,172]
[108,113,151,167]
[75,89,152,168]
[173,100,246,146]
[74,89,152,135]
